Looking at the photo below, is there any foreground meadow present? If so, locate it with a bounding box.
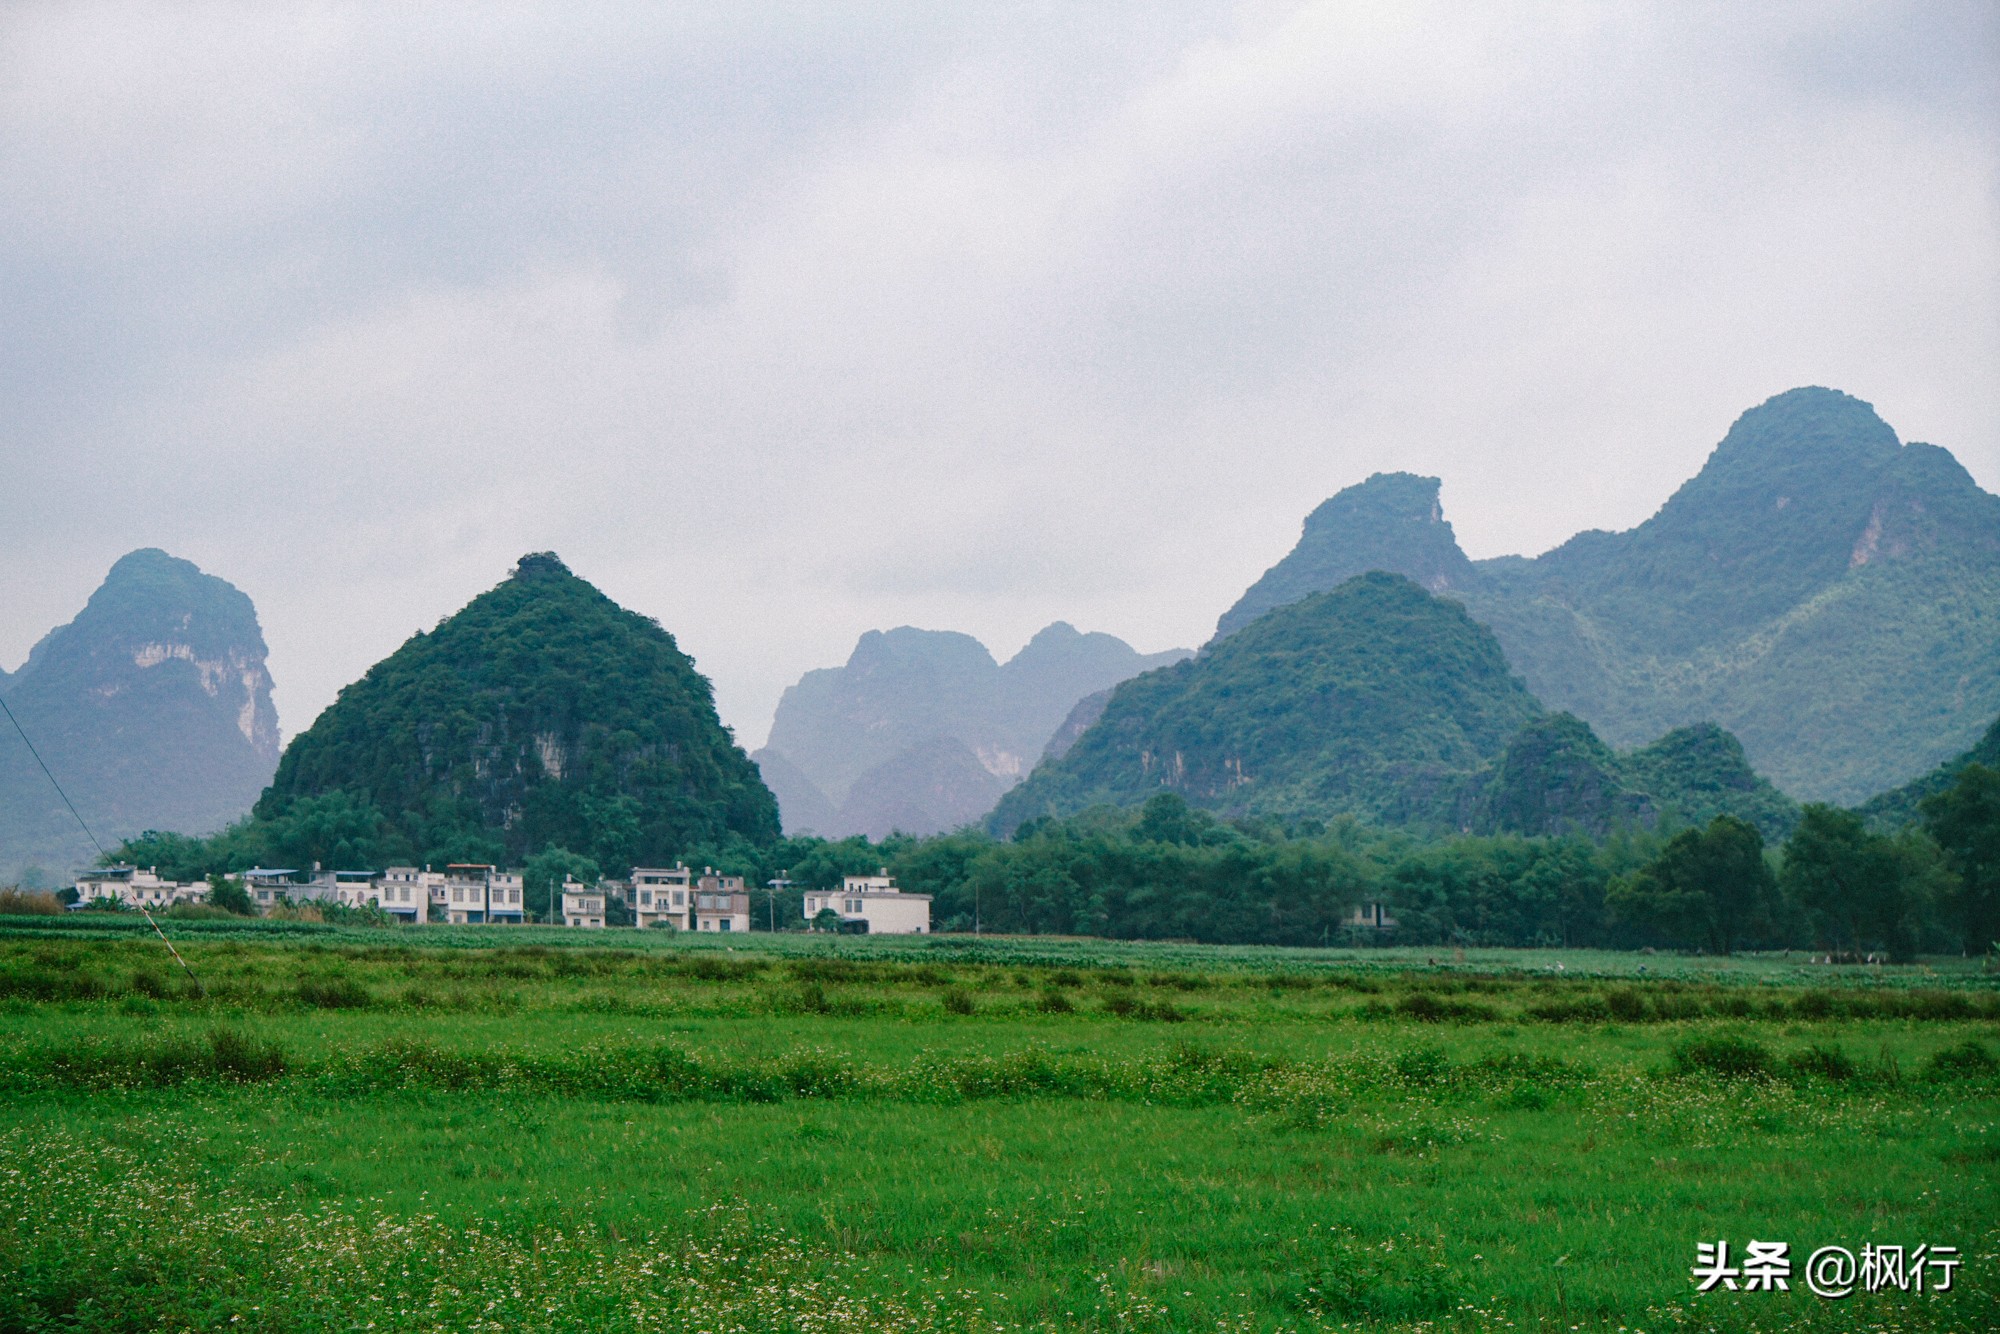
[0,919,1995,1332]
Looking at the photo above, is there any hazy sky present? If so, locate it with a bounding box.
[4,1,1996,749]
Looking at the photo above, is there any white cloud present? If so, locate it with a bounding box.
[1,1,1993,748]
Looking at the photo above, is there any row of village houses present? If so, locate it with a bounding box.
[73,863,933,934]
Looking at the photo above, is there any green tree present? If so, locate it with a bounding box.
[1608,814,1777,953]
[1780,804,1916,958]
[261,790,406,870]
[523,847,601,924]
[1922,762,2000,953]
[206,873,254,916]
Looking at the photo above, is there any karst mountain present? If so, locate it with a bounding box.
[756,622,1189,838]
[1214,387,2000,805]
[260,553,778,867]
[0,549,279,882]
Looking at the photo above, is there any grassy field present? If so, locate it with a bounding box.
[1,918,1995,1332]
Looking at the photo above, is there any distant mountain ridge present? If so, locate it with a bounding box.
[995,573,1800,840]
[1213,388,2000,803]
[757,622,1190,838]
[0,549,279,880]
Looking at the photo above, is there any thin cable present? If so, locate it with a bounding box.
[0,692,205,995]
[1,693,106,859]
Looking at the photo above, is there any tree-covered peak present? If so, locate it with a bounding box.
[996,572,1542,831]
[1214,471,1475,642]
[258,556,777,868]
[1705,386,1899,468]
[511,551,575,581]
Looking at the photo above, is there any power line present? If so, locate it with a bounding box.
[0,692,204,994]
[0,693,106,859]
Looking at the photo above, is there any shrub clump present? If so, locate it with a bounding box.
[294,976,372,1009]
[1924,1040,1997,1081]
[1099,993,1185,1022]
[1394,992,1498,1023]
[1784,1044,1856,1082]
[1671,1035,1775,1080]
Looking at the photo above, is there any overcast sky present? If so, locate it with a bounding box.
[4,1,1996,749]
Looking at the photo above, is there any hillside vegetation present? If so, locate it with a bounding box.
[246,553,777,869]
[995,573,1542,833]
[1216,388,2000,803]
[1860,713,2000,830]
[996,573,1798,845]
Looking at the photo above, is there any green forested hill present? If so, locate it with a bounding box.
[1213,472,1475,639]
[991,573,1544,832]
[1473,715,1797,841]
[258,553,777,866]
[1212,388,2000,803]
[1857,712,2000,829]
[995,572,1797,840]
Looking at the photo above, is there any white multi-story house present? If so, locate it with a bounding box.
[438,864,524,924]
[374,866,441,922]
[332,870,380,910]
[802,871,931,934]
[486,868,525,924]
[630,865,692,930]
[435,864,523,924]
[692,871,750,933]
[72,866,205,911]
[561,877,606,928]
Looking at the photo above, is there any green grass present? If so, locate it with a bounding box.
[1,922,1996,1331]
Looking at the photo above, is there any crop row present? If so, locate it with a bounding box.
[3,1029,1992,1103]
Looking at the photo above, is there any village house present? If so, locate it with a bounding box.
[802,870,931,934]
[331,870,380,911]
[561,876,606,928]
[241,867,343,908]
[374,866,441,921]
[629,865,692,930]
[691,871,750,932]
[439,864,525,924]
[72,865,205,911]
[486,868,526,923]
[1345,900,1397,931]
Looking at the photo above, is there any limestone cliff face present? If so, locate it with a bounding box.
[0,549,280,878]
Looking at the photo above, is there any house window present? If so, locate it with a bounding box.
[719,919,731,931]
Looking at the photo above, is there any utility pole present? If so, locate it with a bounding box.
[766,872,791,933]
